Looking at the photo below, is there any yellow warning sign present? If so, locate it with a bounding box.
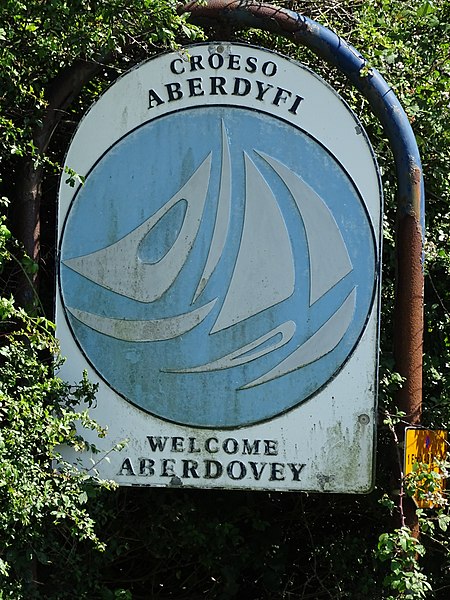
[404,428,448,508]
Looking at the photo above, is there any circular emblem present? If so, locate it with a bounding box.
[59,46,379,428]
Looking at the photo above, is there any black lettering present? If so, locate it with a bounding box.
[227,461,246,480]
[147,436,168,452]
[170,58,185,75]
[161,458,176,477]
[204,460,223,479]
[232,77,251,97]
[205,437,219,453]
[190,54,204,71]
[245,56,257,73]
[269,462,285,481]
[262,61,277,76]
[171,436,184,452]
[249,461,267,480]
[182,460,200,478]
[242,439,261,455]
[273,87,292,107]
[264,439,278,456]
[118,457,135,476]
[187,77,205,97]
[148,89,164,109]
[138,458,155,476]
[210,76,227,95]
[255,81,274,101]
[208,53,224,69]
[165,82,183,102]
[288,94,304,114]
[223,438,239,454]
[228,54,241,70]
[287,463,306,481]
[188,437,201,453]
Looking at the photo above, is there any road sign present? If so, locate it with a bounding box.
[57,43,382,492]
[404,428,448,507]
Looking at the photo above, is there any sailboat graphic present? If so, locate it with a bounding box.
[63,120,355,388]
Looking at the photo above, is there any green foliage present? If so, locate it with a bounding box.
[0,0,200,176]
[0,208,116,597]
[377,528,431,599]
[0,0,450,598]
[375,455,450,600]
[350,0,450,422]
[404,460,447,506]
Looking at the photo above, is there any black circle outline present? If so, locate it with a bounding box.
[57,45,382,430]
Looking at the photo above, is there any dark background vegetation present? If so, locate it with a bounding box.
[1,1,449,598]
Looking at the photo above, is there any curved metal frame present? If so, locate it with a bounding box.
[180,0,424,424]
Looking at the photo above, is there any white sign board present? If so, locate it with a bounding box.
[57,43,382,492]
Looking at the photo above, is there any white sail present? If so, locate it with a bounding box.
[193,120,231,302]
[241,287,356,388]
[168,321,295,373]
[63,153,212,303]
[211,153,295,333]
[256,151,352,306]
[66,299,217,342]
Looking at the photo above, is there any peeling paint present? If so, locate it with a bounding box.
[169,476,183,487]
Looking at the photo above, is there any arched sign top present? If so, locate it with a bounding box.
[59,42,380,223]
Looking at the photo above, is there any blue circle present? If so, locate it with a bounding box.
[60,106,377,428]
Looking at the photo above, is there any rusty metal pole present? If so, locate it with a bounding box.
[180,0,425,525]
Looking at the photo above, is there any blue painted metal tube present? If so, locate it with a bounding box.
[181,0,424,427]
[289,13,424,226]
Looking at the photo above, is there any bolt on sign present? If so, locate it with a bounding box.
[404,428,448,508]
[57,43,382,493]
